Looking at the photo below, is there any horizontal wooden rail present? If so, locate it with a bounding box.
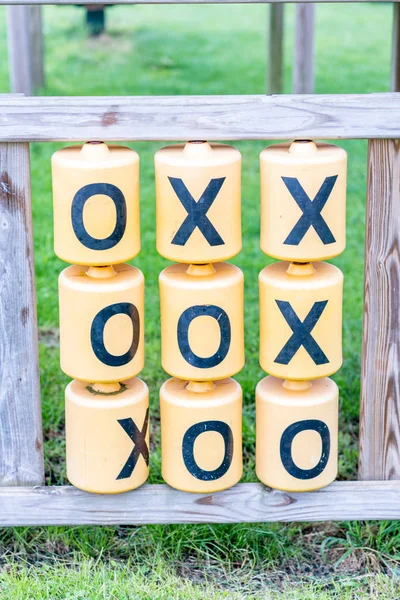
[1,94,400,141]
[0,482,399,525]
[0,0,396,4]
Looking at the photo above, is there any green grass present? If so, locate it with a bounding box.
[2,561,400,599]
[0,2,398,597]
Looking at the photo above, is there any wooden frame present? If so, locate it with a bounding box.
[0,93,399,141]
[2,0,400,521]
[0,92,399,524]
[0,141,43,487]
[1,482,400,525]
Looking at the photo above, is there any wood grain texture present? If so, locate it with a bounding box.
[359,139,400,480]
[0,143,44,485]
[0,94,400,141]
[267,4,284,94]
[7,7,44,95]
[0,482,398,525]
[0,0,396,4]
[392,4,400,92]
[293,3,315,94]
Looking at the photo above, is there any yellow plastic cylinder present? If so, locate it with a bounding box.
[159,262,244,381]
[256,376,338,491]
[259,261,343,380]
[66,377,149,493]
[52,141,140,266]
[260,140,347,262]
[160,377,242,492]
[59,264,144,383]
[155,141,242,263]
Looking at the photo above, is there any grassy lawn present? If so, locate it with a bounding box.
[0,2,398,597]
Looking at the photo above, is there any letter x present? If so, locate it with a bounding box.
[274,300,329,365]
[282,175,338,246]
[168,177,225,246]
[116,409,149,480]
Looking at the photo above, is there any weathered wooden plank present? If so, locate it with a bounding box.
[293,3,315,94]
[267,4,284,94]
[7,7,44,95]
[392,4,400,92]
[0,0,396,4]
[0,482,399,525]
[0,94,399,141]
[359,139,400,481]
[0,143,44,485]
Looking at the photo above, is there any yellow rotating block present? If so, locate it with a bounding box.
[260,140,347,262]
[161,378,242,493]
[66,377,149,494]
[59,264,144,382]
[155,141,241,263]
[259,261,343,380]
[52,141,140,265]
[159,262,244,381]
[256,376,338,491]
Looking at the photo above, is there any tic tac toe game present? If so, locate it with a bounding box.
[0,75,399,526]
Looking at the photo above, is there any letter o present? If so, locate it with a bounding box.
[71,182,127,250]
[177,305,231,368]
[182,420,234,481]
[280,419,330,480]
[90,302,140,367]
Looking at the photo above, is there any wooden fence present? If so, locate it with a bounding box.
[0,3,400,525]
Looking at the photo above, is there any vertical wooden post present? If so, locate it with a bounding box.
[29,6,45,93]
[292,3,315,94]
[0,142,44,485]
[391,4,400,92]
[359,139,400,481]
[267,4,284,94]
[7,7,45,95]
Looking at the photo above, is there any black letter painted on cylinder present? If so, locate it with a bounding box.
[117,409,149,480]
[282,176,338,246]
[274,300,329,365]
[280,419,330,480]
[177,305,231,368]
[91,302,140,366]
[182,420,233,480]
[71,182,127,250]
[168,177,225,246]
